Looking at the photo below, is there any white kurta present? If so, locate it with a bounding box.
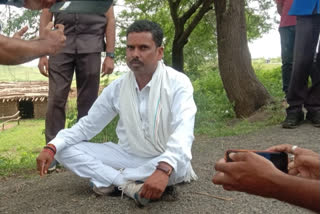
[51,62,197,188]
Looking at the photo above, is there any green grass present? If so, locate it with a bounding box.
[192,62,285,137]
[0,120,45,176]
[65,98,119,143]
[0,61,286,176]
[0,65,47,82]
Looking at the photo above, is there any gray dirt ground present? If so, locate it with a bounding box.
[0,122,319,214]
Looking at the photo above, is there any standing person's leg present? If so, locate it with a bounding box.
[310,44,320,85]
[283,16,319,128]
[75,53,101,120]
[305,15,320,126]
[279,25,296,96]
[46,53,75,143]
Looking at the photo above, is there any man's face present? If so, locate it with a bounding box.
[126,32,163,74]
[24,0,56,10]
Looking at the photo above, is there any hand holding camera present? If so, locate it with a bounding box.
[225,149,288,173]
[212,144,320,213]
[267,144,320,179]
[213,150,286,198]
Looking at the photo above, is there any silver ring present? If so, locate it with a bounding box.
[292,145,298,152]
[289,154,295,161]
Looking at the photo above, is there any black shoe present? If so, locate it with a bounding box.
[48,159,60,173]
[282,111,304,129]
[306,111,320,127]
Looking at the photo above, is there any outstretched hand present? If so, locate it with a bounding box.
[40,22,66,55]
[212,152,284,198]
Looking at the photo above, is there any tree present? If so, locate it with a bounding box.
[213,0,272,117]
[245,0,273,42]
[0,6,40,39]
[118,0,273,74]
[118,0,215,72]
[168,0,214,72]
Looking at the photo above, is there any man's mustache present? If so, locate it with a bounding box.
[130,59,143,65]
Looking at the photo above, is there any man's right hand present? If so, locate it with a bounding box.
[38,56,49,77]
[40,22,66,55]
[36,150,54,177]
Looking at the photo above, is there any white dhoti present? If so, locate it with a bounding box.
[55,142,189,188]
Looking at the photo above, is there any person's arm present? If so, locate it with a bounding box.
[36,77,122,176]
[101,5,115,76]
[0,22,65,65]
[38,9,53,77]
[275,0,283,15]
[140,73,197,200]
[156,74,197,173]
[1,0,56,9]
[273,173,320,213]
[212,152,320,213]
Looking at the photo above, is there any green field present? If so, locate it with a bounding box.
[0,65,47,82]
[0,64,120,88]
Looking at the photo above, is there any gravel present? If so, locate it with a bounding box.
[0,123,318,214]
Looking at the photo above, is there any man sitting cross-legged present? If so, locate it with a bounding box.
[36,20,198,206]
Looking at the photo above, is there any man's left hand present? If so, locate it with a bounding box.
[140,169,169,200]
[101,57,114,77]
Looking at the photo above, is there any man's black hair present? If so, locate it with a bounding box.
[126,20,163,47]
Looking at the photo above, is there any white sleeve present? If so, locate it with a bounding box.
[50,79,121,152]
[157,75,197,171]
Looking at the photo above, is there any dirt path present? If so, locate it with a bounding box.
[0,122,319,214]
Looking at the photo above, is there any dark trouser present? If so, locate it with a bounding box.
[279,25,295,95]
[287,15,320,114]
[45,52,101,143]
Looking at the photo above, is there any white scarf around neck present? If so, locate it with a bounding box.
[119,61,171,157]
[119,61,198,182]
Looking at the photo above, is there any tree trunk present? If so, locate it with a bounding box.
[168,0,214,72]
[213,0,271,118]
[172,38,185,72]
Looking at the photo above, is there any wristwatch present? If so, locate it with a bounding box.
[106,52,115,59]
[156,162,173,176]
